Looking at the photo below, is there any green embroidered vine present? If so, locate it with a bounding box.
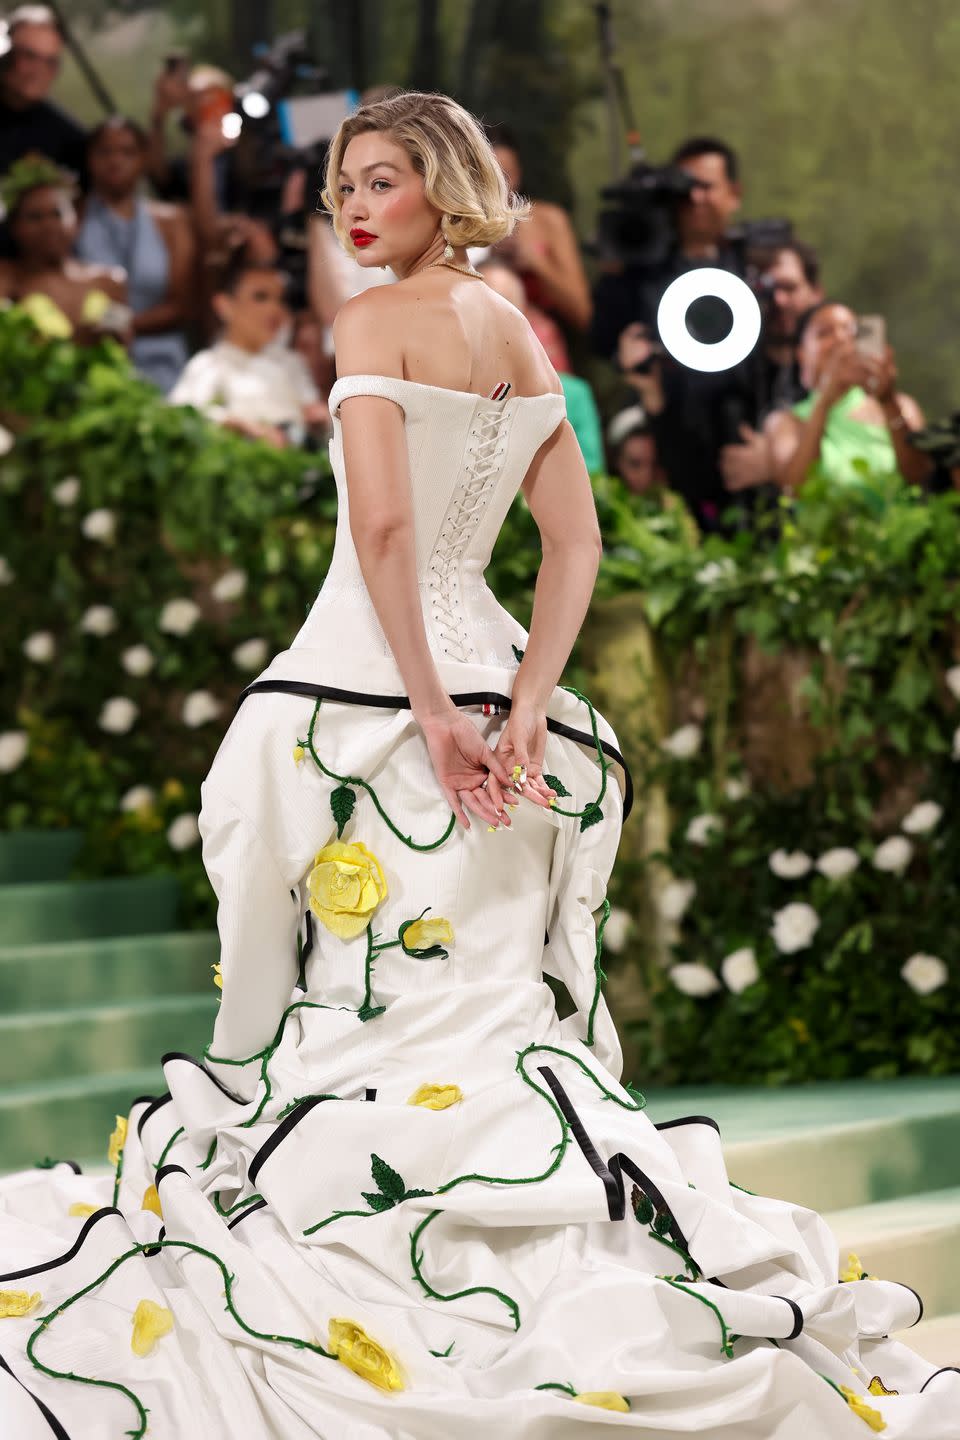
[111,1139,125,1209]
[631,1187,700,1279]
[584,898,610,1047]
[429,1340,456,1358]
[155,1127,184,1172]
[410,1208,521,1331]
[658,1274,735,1358]
[535,1380,578,1396]
[197,1137,217,1171]
[212,1189,265,1218]
[303,1153,430,1236]
[548,685,610,831]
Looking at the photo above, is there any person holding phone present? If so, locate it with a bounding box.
[763,300,932,493]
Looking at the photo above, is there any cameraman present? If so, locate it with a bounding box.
[592,136,763,531]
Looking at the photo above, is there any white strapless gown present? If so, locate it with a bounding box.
[0,377,955,1439]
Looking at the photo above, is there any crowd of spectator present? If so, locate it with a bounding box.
[0,4,946,514]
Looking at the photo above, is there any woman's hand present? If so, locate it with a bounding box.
[861,344,898,405]
[819,342,867,407]
[419,709,511,831]
[492,703,556,811]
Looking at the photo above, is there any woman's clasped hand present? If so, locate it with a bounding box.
[418,704,556,831]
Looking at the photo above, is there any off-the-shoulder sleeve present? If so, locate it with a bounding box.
[328,375,408,418]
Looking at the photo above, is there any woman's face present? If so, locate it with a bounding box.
[337,131,441,272]
[493,144,522,195]
[11,185,76,264]
[89,125,145,196]
[799,303,857,388]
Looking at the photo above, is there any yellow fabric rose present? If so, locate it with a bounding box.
[141,1185,163,1218]
[68,1202,100,1218]
[868,1376,898,1397]
[840,1386,887,1432]
[572,1391,631,1412]
[308,841,387,940]
[131,1298,174,1356]
[407,1083,463,1111]
[108,1115,127,1167]
[293,744,306,765]
[840,1252,875,1282]
[212,962,223,990]
[328,1317,404,1392]
[401,916,454,952]
[0,1289,41,1318]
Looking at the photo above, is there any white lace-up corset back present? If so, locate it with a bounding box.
[293,375,567,672]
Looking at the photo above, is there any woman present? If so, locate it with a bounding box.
[0,95,951,1438]
[76,117,193,394]
[765,301,931,493]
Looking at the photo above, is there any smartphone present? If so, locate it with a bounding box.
[856,314,886,360]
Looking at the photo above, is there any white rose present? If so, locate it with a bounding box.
[686,812,723,846]
[659,878,696,922]
[669,962,721,997]
[724,776,749,802]
[120,784,156,813]
[121,644,155,677]
[52,476,80,506]
[769,848,813,879]
[900,953,948,996]
[815,847,860,881]
[98,696,138,734]
[721,946,759,993]
[901,801,943,835]
[167,812,200,851]
[661,724,702,760]
[0,423,13,457]
[211,568,247,602]
[872,835,914,874]
[0,730,29,773]
[232,637,269,672]
[81,507,116,543]
[602,906,632,954]
[945,665,960,702]
[159,598,201,636]
[771,901,820,954]
[23,630,56,663]
[182,689,221,728]
[694,559,735,586]
[953,726,960,762]
[80,604,117,636]
[0,556,13,585]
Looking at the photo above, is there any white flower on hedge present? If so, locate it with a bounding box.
[721,946,760,993]
[872,835,914,874]
[661,723,702,760]
[945,665,960,702]
[669,962,721,997]
[816,847,860,881]
[98,696,138,734]
[901,800,943,836]
[121,644,155,677]
[602,906,632,954]
[953,726,960,762]
[694,558,735,586]
[686,812,723,846]
[159,598,200,636]
[52,476,80,506]
[182,690,221,728]
[211,568,247,602]
[23,630,55,663]
[0,731,28,772]
[659,878,696,922]
[81,507,116,543]
[167,812,200,851]
[769,848,812,880]
[120,784,156,813]
[771,901,820,954]
[0,424,13,457]
[80,604,117,636]
[0,556,13,585]
[901,953,948,996]
[724,776,749,802]
[232,636,269,672]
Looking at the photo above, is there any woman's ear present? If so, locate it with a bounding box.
[212,292,232,327]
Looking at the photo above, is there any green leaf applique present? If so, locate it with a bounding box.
[330,784,356,838]
[542,774,571,797]
[579,801,604,832]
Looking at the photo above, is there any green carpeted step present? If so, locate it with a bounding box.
[826,1187,960,1324]
[0,931,220,1010]
[0,873,180,945]
[0,1067,165,1172]
[0,995,218,1086]
[0,830,84,884]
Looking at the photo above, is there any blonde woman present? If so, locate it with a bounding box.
[0,92,944,1439]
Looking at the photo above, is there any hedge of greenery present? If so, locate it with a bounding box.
[3,307,959,1085]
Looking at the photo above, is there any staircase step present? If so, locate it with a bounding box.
[826,1187,960,1324]
[0,1068,163,1172]
[894,1312,960,1368]
[0,996,218,1085]
[0,874,180,944]
[0,830,84,884]
[0,932,219,1010]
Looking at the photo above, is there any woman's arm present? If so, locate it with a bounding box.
[308,215,352,330]
[765,404,826,492]
[514,204,592,331]
[863,348,933,488]
[132,206,195,336]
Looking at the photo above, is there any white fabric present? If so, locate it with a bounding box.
[0,377,956,1438]
[169,339,320,426]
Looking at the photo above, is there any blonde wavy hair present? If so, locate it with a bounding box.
[320,91,529,253]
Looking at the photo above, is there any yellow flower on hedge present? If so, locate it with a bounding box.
[212,962,223,990]
[141,1185,162,1218]
[572,1391,631,1412]
[161,779,184,801]
[293,744,306,765]
[407,1083,463,1111]
[840,1386,886,1432]
[868,1377,898,1397]
[307,841,387,940]
[401,916,453,953]
[81,289,112,324]
[328,1317,404,1392]
[19,293,73,339]
[131,1298,174,1357]
[107,1115,127,1167]
[68,1202,100,1218]
[0,1289,41,1318]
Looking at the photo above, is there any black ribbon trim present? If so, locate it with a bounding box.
[0,1208,121,1282]
[237,680,634,821]
[136,1091,172,1140]
[0,1351,72,1439]
[155,1164,189,1187]
[921,1366,960,1392]
[161,1052,248,1106]
[771,1295,804,1340]
[894,1281,924,1327]
[228,1199,268,1230]
[248,1094,336,1186]
[655,1115,721,1137]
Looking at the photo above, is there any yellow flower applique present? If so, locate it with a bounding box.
[293,744,306,766]
[141,1185,163,1218]
[212,962,223,990]
[131,1298,174,1356]
[840,1386,887,1432]
[868,1376,898,1397]
[107,1115,127,1167]
[328,1317,404,1392]
[307,841,387,940]
[572,1391,631,1412]
[407,1083,463,1111]
[68,1202,100,1218]
[400,916,453,955]
[0,1289,41,1318]
[840,1252,876,1282]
